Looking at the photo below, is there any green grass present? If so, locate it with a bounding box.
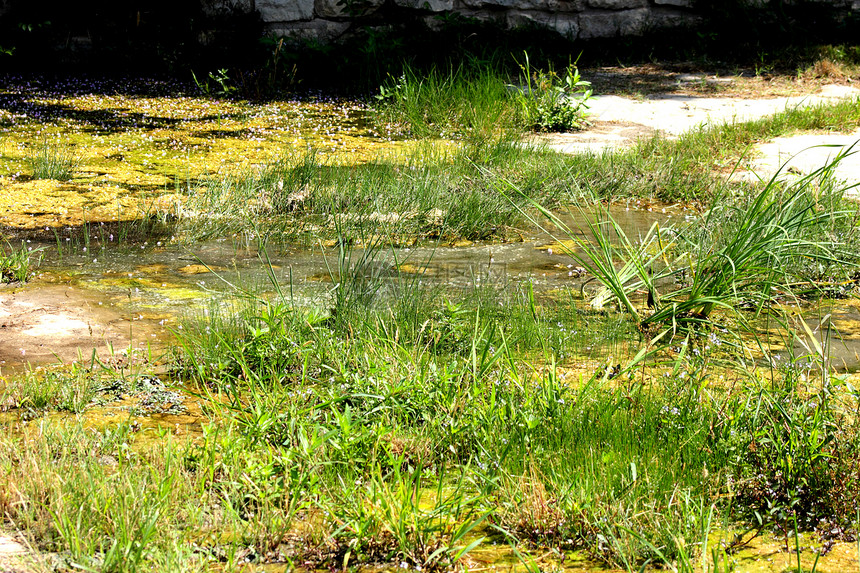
[513,51,592,132]
[3,61,860,573]
[0,250,858,571]
[373,61,520,139]
[371,55,592,139]
[173,92,860,246]
[3,263,856,571]
[180,136,579,244]
[0,241,41,283]
[518,152,860,344]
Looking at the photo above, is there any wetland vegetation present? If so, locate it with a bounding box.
[1,44,860,573]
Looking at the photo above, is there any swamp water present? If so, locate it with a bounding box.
[0,203,683,372]
[2,78,860,572]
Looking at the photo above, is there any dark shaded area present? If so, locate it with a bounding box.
[591,0,860,70]
[0,0,857,93]
[211,0,860,93]
[0,0,263,74]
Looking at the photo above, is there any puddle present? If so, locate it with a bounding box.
[0,282,158,372]
[763,300,860,372]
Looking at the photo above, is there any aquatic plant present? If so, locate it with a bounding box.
[513,150,858,345]
[191,68,236,97]
[0,241,41,283]
[26,140,79,181]
[182,136,584,245]
[4,73,860,573]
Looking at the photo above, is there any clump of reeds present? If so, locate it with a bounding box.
[0,241,41,283]
[27,140,79,180]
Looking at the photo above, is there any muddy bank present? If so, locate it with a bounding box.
[0,283,165,371]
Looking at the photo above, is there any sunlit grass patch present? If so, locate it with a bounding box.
[3,69,860,573]
[180,137,580,243]
[1,243,859,571]
[373,60,519,139]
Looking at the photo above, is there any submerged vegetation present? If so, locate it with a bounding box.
[1,47,860,572]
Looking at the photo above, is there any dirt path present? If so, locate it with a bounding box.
[744,128,860,187]
[532,83,860,188]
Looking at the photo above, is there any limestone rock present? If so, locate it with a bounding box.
[316,0,386,18]
[201,0,254,16]
[257,0,315,22]
[266,19,351,42]
[393,0,455,11]
[649,7,702,28]
[586,0,646,9]
[507,10,579,36]
[578,7,648,38]
[432,9,501,26]
[461,0,584,9]
[654,0,692,6]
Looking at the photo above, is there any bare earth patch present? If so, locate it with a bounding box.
[585,62,857,99]
[0,534,30,573]
[0,284,163,371]
[742,128,860,192]
[533,81,860,188]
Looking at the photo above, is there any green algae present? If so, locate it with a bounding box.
[84,276,209,306]
[0,90,421,230]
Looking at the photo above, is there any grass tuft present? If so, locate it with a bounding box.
[0,241,41,283]
[26,140,79,181]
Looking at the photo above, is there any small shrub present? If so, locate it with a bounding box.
[513,52,592,132]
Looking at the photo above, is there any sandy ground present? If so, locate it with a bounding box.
[533,83,860,188]
[743,128,860,188]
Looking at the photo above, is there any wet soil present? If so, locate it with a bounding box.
[0,283,150,371]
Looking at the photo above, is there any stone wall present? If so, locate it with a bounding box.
[211,0,859,44]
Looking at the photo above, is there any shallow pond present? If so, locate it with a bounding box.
[0,200,690,370]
